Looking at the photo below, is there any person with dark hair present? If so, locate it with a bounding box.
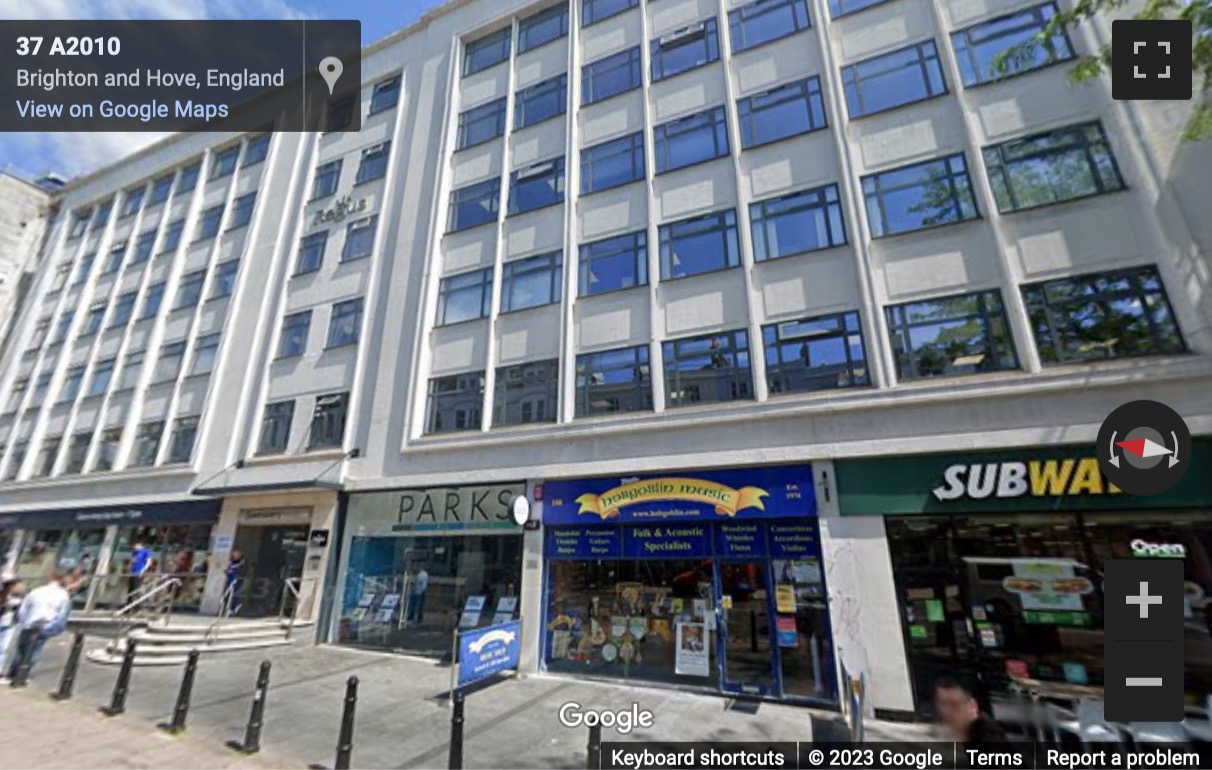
[934,675,1007,744]
[4,570,71,682]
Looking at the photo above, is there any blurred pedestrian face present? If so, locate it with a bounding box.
[934,683,978,737]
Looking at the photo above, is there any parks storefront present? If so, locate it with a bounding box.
[333,483,526,656]
[835,440,1212,715]
[541,465,836,705]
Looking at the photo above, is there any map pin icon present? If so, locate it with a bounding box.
[319,56,343,96]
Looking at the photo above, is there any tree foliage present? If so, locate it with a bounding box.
[999,0,1212,141]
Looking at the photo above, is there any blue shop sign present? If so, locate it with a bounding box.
[458,620,522,688]
[768,522,820,559]
[623,524,710,559]
[716,523,767,558]
[542,465,816,526]
[545,527,622,559]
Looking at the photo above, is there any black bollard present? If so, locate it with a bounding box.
[101,639,137,716]
[159,649,200,734]
[585,722,602,770]
[228,660,272,754]
[447,690,464,770]
[334,675,358,770]
[9,627,42,688]
[51,632,86,701]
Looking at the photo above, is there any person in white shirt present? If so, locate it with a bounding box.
[407,568,430,624]
[0,574,27,677]
[4,571,71,682]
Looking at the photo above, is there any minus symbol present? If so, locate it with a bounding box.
[1125,678,1163,687]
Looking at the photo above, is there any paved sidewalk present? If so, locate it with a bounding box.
[3,633,929,768]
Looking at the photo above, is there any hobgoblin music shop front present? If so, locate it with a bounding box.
[539,464,837,706]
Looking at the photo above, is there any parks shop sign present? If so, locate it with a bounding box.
[835,441,1212,516]
[346,483,526,534]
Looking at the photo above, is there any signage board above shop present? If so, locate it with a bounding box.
[347,483,526,536]
[541,465,816,527]
[0,499,222,531]
[835,440,1212,516]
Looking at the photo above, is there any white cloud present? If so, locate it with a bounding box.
[0,0,309,178]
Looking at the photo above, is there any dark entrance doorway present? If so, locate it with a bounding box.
[232,524,309,618]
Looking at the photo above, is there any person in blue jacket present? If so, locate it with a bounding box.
[224,549,246,615]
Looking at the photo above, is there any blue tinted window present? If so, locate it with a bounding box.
[425,372,485,435]
[862,154,978,237]
[983,121,1125,213]
[149,175,173,205]
[369,75,401,113]
[438,268,494,325]
[111,293,137,327]
[212,261,239,298]
[515,75,568,129]
[750,184,846,261]
[886,290,1018,380]
[243,134,271,166]
[492,359,559,427]
[227,192,256,230]
[575,344,651,417]
[342,216,378,262]
[764,312,869,393]
[121,186,145,218]
[651,18,721,81]
[327,299,363,348]
[102,243,125,274]
[82,305,105,336]
[659,209,739,279]
[501,251,563,312]
[582,47,642,105]
[842,40,946,118]
[952,2,1073,86]
[663,330,752,408]
[93,201,112,228]
[177,163,200,193]
[737,76,826,148]
[161,220,184,254]
[464,28,511,76]
[519,5,569,53]
[195,204,223,240]
[509,157,565,215]
[355,142,391,184]
[176,270,205,309]
[141,283,165,319]
[653,107,730,173]
[581,132,645,194]
[278,310,312,358]
[131,231,155,264]
[729,0,811,53]
[458,98,508,150]
[449,178,501,232]
[583,0,638,27]
[211,146,239,179]
[579,231,647,296]
[296,232,327,274]
[828,0,891,17]
[312,160,342,199]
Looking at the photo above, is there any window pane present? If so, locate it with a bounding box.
[502,251,563,312]
[458,98,508,150]
[150,175,173,205]
[952,2,1073,86]
[259,400,295,454]
[764,312,869,394]
[369,75,402,113]
[886,290,1019,380]
[651,18,721,81]
[176,271,206,308]
[662,330,753,407]
[659,209,740,279]
[169,416,199,463]
[575,344,652,416]
[515,74,568,129]
[581,132,645,194]
[579,230,648,296]
[519,5,569,53]
[212,261,239,298]
[438,268,494,325]
[984,122,1125,213]
[342,216,378,261]
[729,0,811,53]
[243,134,271,166]
[426,372,486,434]
[131,231,155,264]
[863,154,979,237]
[1022,266,1184,364]
[464,28,511,77]
[211,146,239,179]
[509,157,565,215]
[312,160,343,199]
[583,0,639,26]
[309,393,350,449]
[191,334,220,376]
[89,359,116,396]
[178,164,200,193]
[449,178,501,232]
[121,186,145,218]
[228,193,256,230]
[582,47,642,104]
[278,310,313,357]
[142,283,165,318]
[738,76,826,148]
[196,205,224,240]
[356,142,391,184]
[297,231,328,274]
[161,219,184,253]
[842,40,946,118]
[653,107,730,172]
[327,298,364,347]
[750,184,846,260]
[828,0,891,17]
[493,359,559,426]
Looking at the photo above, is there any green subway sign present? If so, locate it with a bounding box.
[836,439,1212,515]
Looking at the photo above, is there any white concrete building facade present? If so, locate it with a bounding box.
[0,0,1208,717]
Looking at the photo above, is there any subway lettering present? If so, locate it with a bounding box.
[933,458,1121,501]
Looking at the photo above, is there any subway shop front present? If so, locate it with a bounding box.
[835,440,1212,716]
[540,464,836,706]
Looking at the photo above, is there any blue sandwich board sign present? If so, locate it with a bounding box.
[457,620,521,688]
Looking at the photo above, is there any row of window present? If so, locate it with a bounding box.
[257,393,349,455]
[295,217,378,274]
[1,415,200,481]
[461,0,1069,111]
[276,298,365,357]
[444,118,1125,303]
[309,142,392,200]
[424,265,1184,433]
[68,135,270,239]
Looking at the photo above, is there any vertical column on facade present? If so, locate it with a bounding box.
[638,0,667,413]
[924,0,1043,374]
[479,18,523,433]
[558,1,584,424]
[404,39,467,444]
[83,525,119,611]
[715,0,769,403]
[806,0,895,388]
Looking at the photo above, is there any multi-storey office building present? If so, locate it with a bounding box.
[0,0,1209,717]
[0,169,53,353]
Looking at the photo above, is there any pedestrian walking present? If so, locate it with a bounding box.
[224,549,246,615]
[3,570,72,682]
[933,675,1007,744]
[127,541,152,601]
[0,574,28,678]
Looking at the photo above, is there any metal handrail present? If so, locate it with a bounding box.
[206,580,238,644]
[278,577,302,640]
[111,576,182,619]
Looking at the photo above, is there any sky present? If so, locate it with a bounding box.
[0,0,449,180]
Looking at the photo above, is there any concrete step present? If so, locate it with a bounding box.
[144,619,312,635]
[86,636,294,666]
[130,627,291,645]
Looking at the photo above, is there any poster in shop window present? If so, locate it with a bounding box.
[675,621,710,677]
[1001,560,1092,613]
